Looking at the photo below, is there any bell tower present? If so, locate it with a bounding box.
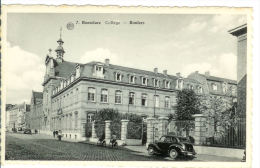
[55,27,65,63]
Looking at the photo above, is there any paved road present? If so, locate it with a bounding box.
[5,133,166,161]
[5,133,241,161]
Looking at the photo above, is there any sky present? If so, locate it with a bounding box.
[5,13,246,104]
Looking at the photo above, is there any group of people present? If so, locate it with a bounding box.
[53,130,62,141]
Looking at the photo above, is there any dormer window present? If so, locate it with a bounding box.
[95,65,104,78]
[222,82,227,93]
[154,79,160,87]
[212,83,217,91]
[116,72,122,81]
[176,79,183,90]
[76,65,80,78]
[129,75,135,84]
[165,81,170,89]
[142,77,148,86]
[71,74,75,82]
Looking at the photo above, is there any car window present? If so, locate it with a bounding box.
[171,137,178,143]
[160,136,166,142]
[164,136,172,143]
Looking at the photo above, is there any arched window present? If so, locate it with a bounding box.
[165,96,170,108]
[101,89,108,103]
[115,90,122,104]
[88,87,96,102]
[141,93,148,106]
[129,92,135,105]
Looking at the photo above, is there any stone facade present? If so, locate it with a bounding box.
[27,34,237,142]
[229,24,247,118]
[6,103,30,131]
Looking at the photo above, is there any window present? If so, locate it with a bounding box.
[198,86,203,94]
[176,79,183,90]
[154,79,160,87]
[165,96,170,108]
[101,89,108,103]
[116,73,122,81]
[115,90,122,104]
[95,65,104,78]
[142,77,148,85]
[141,94,148,106]
[165,81,170,89]
[212,83,217,91]
[87,113,94,123]
[222,83,227,93]
[129,75,135,84]
[129,92,135,105]
[76,66,80,78]
[154,95,159,107]
[88,88,96,102]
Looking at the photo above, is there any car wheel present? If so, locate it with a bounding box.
[169,148,179,159]
[148,146,155,155]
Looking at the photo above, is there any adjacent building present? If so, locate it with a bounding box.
[6,103,30,131]
[229,24,247,118]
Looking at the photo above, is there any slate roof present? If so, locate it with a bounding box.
[85,61,178,80]
[183,78,201,84]
[202,74,237,84]
[55,61,78,78]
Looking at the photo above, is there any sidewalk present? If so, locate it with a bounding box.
[124,145,242,162]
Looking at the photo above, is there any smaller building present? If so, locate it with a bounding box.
[6,103,30,131]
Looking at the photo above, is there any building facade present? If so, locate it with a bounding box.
[229,24,247,118]
[6,103,30,131]
[28,34,237,141]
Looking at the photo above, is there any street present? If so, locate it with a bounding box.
[5,133,241,161]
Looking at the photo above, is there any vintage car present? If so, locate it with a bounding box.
[23,129,32,134]
[147,135,196,159]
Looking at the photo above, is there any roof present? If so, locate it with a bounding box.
[85,61,178,80]
[55,61,78,78]
[32,91,43,99]
[202,74,237,84]
[183,78,201,84]
[228,24,247,37]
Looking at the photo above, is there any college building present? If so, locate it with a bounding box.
[27,33,237,141]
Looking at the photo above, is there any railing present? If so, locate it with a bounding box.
[204,119,246,149]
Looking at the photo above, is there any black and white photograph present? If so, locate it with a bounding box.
[1,5,253,167]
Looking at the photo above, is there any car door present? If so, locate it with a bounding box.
[161,136,173,152]
[157,136,166,151]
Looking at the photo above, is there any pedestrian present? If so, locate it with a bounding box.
[57,130,62,141]
[53,130,56,138]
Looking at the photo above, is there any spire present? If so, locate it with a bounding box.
[55,27,65,63]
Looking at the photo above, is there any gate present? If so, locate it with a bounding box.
[95,121,105,139]
[110,121,121,139]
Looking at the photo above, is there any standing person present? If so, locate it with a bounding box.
[57,130,62,141]
[53,130,56,138]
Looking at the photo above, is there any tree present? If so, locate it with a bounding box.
[175,89,201,136]
[176,89,201,120]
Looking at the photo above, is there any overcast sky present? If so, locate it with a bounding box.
[5,13,246,104]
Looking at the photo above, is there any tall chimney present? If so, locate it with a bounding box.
[105,58,110,66]
[205,71,210,76]
[163,70,167,75]
[154,68,158,74]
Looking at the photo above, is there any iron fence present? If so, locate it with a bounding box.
[204,118,246,148]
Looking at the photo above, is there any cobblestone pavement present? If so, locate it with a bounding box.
[5,133,241,162]
[5,133,166,161]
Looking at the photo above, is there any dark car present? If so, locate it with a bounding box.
[23,129,32,134]
[147,135,196,159]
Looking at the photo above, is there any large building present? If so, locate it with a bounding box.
[229,24,247,118]
[28,33,237,141]
[6,103,30,131]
